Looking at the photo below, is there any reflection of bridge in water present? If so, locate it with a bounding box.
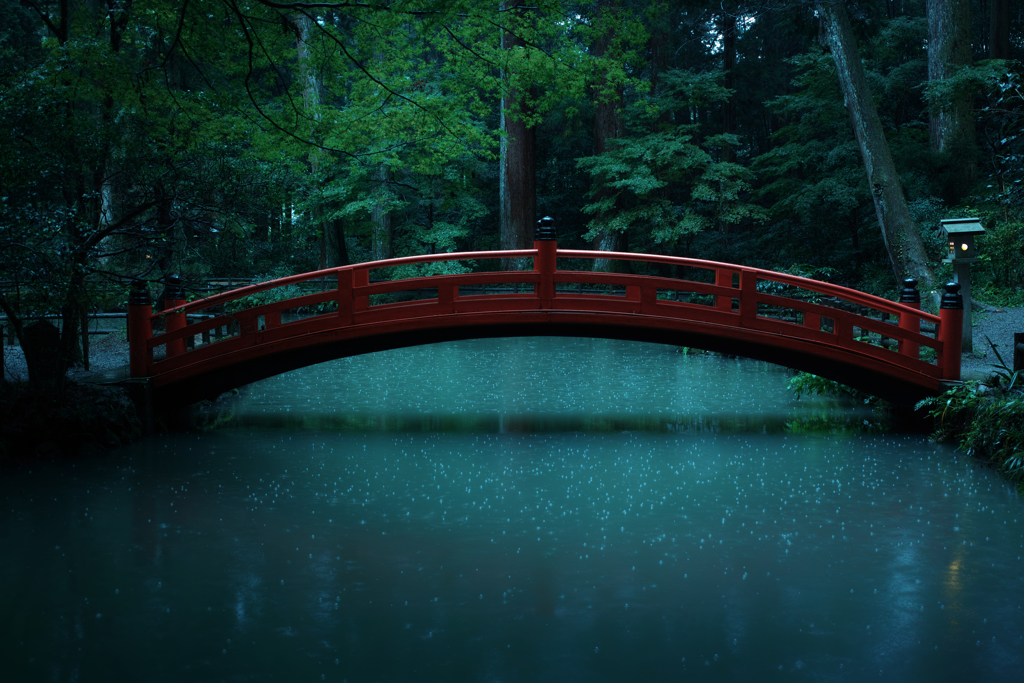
[128,224,963,409]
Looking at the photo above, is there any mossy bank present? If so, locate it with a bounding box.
[919,376,1024,491]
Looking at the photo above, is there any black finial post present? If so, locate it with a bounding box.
[899,277,919,305]
[535,216,556,241]
[165,274,185,301]
[129,279,151,306]
[940,281,963,309]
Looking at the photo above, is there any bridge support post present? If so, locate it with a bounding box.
[898,277,920,359]
[128,280,153,378]
[338,270,353,325]
[353,268,369,313]
[938,282,963,381]
[738,270,757,326]
[715,269,735,311]
[164,275,187,357]
[535,217,556,309]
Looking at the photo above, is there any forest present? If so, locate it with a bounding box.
[1,0,1022,388]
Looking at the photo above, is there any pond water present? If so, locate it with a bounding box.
[2,338,1022,682]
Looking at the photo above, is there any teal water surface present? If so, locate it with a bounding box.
[2,339,1022,682]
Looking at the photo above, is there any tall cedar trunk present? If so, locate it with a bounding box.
[329,218,349,267]
[297,14,332,270]
[720,12,737,164]
[591,0,623,272]
[816,0,939,302]
[499,5,536,271]
[94,0,127,259]
[927,0,975,203]
[989,0,1011,59]
[372,164,393,262]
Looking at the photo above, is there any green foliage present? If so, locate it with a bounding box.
[784,414,888,436]
[787,372,873,404]
[923,60,1013,119]
[752,50,879,279]
[917,339,1024,489]
[227,269,307,313]
[976,220,1024,306]
[578,69,766,250]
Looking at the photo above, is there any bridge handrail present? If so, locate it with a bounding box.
[152,247,940,327]
[153,249,538,318]
[556,249,941,323]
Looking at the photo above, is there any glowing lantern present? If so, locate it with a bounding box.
[940,218,984,263]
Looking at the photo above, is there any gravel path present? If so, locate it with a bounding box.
[3,309,1023,385]
[3,332,131,384]
[961,306,1024,380]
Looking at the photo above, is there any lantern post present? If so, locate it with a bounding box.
[940,218,984,353]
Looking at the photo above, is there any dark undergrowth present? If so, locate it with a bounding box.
[0,381,143,464]
[916,339,1024,492]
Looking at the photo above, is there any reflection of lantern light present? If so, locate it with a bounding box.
[961,243,968,251]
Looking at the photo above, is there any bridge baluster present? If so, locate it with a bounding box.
[715,269,735,312]
[438,281,455,312]
[738,270,757,325]
[337,270,354,325]
[898,277,920,359]
[353,268,369,313]
[938,282,963,380]
[128,280,152,378]
[835,316,854,346]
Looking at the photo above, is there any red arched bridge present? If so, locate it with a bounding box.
[129,234,963,409]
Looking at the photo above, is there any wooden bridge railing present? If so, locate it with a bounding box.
[128,234,963,388]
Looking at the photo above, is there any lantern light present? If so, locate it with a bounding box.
[940,218,984,263]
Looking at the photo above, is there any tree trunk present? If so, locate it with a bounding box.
[989,0,1011,59]
[327,217,349,267]
[816,0,939,302]
[499,6,536,271]
[719,11,737,163]
[372,164,393,262]
[57,267,86,386]
[928,0,975,203]
[591,0,624,272]
[22,320,64,392]
[297,14,332,270]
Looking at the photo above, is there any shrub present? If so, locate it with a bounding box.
[917,338,1024,489]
